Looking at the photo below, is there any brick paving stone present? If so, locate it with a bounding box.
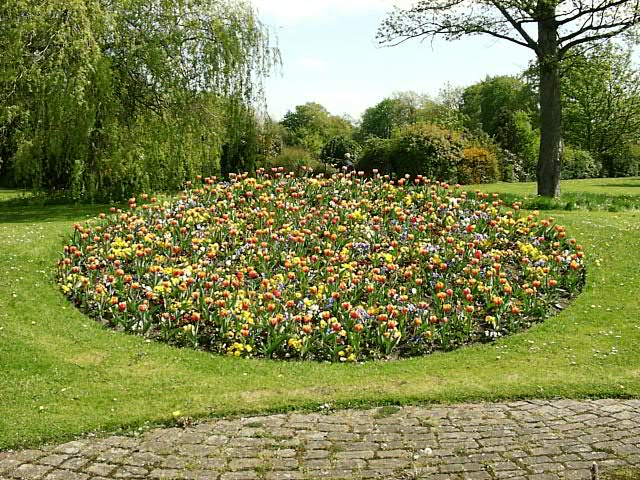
[181,470,220,480]
[44,470,89,480]
[268,458,299,471]
[59,457,91,471]
[159,455,190,470]
[96,448,131,463]
[148,468,181,479]
[0,458,22,474]
[11,451,45,464]
[373,449,411,459]
[462,472,492,480]
[84,463,117,477]
[561,471,591,480]
[264,472,305,480]
[9,463,51,479]
[1,399,639,480]
[113,464,149,478]
[220,472,258,480]
[228,458,263,471]
[37,455,70,467]
[334,450,374,460]
[301,450,329,460]
[494,470,529,479]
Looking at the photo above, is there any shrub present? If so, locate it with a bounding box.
[497,110,539,180]
[625,144,640,176]
[388,122,463,180]
[320,136,361,167]
[357,137,393,173]
[257,146,336,177]
[458,147,500,184]
[562,146,600,179]
[601,144,640,177]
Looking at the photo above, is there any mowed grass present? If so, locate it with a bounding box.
[1,181,639,450]
[469,177,640,211]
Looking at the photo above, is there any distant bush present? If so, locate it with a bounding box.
[357,137,393,173]
[258,146,337,176]
[626,144,640,176]
[602,144,640,177]
[562,146,600,179]
[320,136,361,167]
[388,123,463,180]
[458,147,500,184]
[497,110,539,180]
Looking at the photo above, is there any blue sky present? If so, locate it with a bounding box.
[251,0,535,121]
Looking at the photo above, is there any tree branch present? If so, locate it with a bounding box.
[489,0,540,53]
[556,0,638,26]
[559,22,639,55]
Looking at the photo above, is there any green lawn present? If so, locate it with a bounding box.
[1,181,639,450]
[0,188,31,203]
[470,176,640,196]
[468,177,640,211]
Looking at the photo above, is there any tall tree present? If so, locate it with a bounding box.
[461,76,537,137]
[280,102,352,156]
[359,97,417,140]
[378,0,640,197]
[358,92,462,141]
[560,42,640,176]
[461,76,539,177]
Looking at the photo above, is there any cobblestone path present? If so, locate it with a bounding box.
[2,399,639,480]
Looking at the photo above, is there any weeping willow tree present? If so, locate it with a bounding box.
[0,0,278,199]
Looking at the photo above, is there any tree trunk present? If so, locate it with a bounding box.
[537,14,562,198]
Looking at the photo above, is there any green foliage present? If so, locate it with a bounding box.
[258,146,336,177]
[256,119,286,163]
[625,144,640,176]
[280,103,352,157]
[498,110,540,180]
[605,143,640,178]
[458,147,499,184]
[560,42,640,177]
[0,0,277,200]
[562,146,600,179]
[358,92,464,143]
[359,98,416,140]
[358,122,487,182]
[459,77,539,182]
[356,137,393,173]
[320,136,361,166]
[221,103,261,176]
[388,123,463,180]
[461,76,537,139]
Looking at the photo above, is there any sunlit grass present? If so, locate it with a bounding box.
[0,179,639,450]
[468,177,640,211]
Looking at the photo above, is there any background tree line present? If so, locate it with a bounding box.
[2,1,638,200]
[259,39,640,185]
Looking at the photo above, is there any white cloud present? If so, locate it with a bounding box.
[251,0,414,24]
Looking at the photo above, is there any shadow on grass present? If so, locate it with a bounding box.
[0,202,117,224]
[594,182,640,188]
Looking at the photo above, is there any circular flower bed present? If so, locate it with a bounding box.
[57,170,585,361]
